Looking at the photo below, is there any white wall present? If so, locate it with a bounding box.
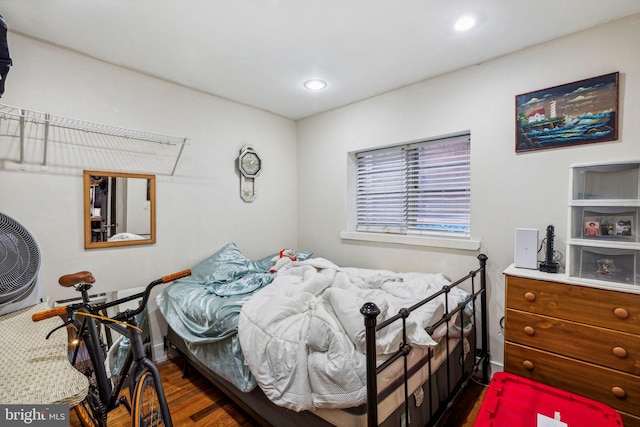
[126,177,151,237]
[297,14,640,368]
[0,34,299,359]
[2,15,639,368]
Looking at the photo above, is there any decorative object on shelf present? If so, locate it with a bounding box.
[567,160,640,287]
[237,145,262,202]
[596,258,615,275]
[515,72,619,153]
[0,103,188,175]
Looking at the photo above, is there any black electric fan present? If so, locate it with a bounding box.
[0,212,42,315]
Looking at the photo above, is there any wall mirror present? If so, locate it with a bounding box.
[83,170,156,249]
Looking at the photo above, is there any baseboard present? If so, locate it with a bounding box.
[153,342,168,363]
[490,360,503,376]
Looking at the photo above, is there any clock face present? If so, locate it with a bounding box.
[240,151,261,176]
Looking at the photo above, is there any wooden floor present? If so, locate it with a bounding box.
[69,357,487,426]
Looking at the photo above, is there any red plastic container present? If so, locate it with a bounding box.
[474,372,623,427]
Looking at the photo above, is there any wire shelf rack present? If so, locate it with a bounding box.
[0,103,188,175]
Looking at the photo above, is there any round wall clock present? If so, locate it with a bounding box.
[237,145,262,202]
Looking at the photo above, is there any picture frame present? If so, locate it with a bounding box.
[615,216,633,237]
[516,72,619,153]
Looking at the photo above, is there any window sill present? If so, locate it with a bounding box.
[340,231,481,251]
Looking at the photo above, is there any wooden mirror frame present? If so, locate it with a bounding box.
[83,170,156,249]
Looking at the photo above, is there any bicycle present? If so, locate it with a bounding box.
[32,268,192,427]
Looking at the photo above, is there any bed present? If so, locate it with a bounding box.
[158,243,490,426]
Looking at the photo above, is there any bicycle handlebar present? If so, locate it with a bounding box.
[121,268,191,318]
[161,269,192,283]
[32,305,68,322]
[32,268,192,323]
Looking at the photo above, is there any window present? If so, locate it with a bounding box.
[354,133,471,239]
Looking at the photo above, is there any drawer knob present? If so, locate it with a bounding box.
[611,386,626,398]
[522,360,534,370]
[612,347,628,358]
[524,292,536,302]
[523,326,535,336]
[613,307,629,319]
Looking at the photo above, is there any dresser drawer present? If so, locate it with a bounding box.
[505,308,640,375]
[504,342,640,417]
[620,411,640,427]
[505,275,640,335]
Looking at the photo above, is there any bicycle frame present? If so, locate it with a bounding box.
[33,269,190,427]
[72,283,173,426]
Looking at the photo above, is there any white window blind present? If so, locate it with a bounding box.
[355,134,470,238]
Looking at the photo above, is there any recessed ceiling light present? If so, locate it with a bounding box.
[454,15,476,32]
[303,79,327,91]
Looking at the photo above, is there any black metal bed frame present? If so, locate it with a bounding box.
[167,253,490,427]
[361,253,490,427]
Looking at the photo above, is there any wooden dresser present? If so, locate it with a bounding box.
[504,266,640,427]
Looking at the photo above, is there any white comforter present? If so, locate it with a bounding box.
[238,258,462,412]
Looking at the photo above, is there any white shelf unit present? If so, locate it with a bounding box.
[567,161,640,289]
[0,103,187,176]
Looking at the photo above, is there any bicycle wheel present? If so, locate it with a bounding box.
[74,386,107,427]
[131,370,169,427]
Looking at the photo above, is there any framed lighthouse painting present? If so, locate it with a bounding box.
[515,72,619,153]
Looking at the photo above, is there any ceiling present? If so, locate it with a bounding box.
[2,1,640,120]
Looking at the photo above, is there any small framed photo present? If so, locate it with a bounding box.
[600,217,616,236]
[615,216,633,237]
[585,220,600,237]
